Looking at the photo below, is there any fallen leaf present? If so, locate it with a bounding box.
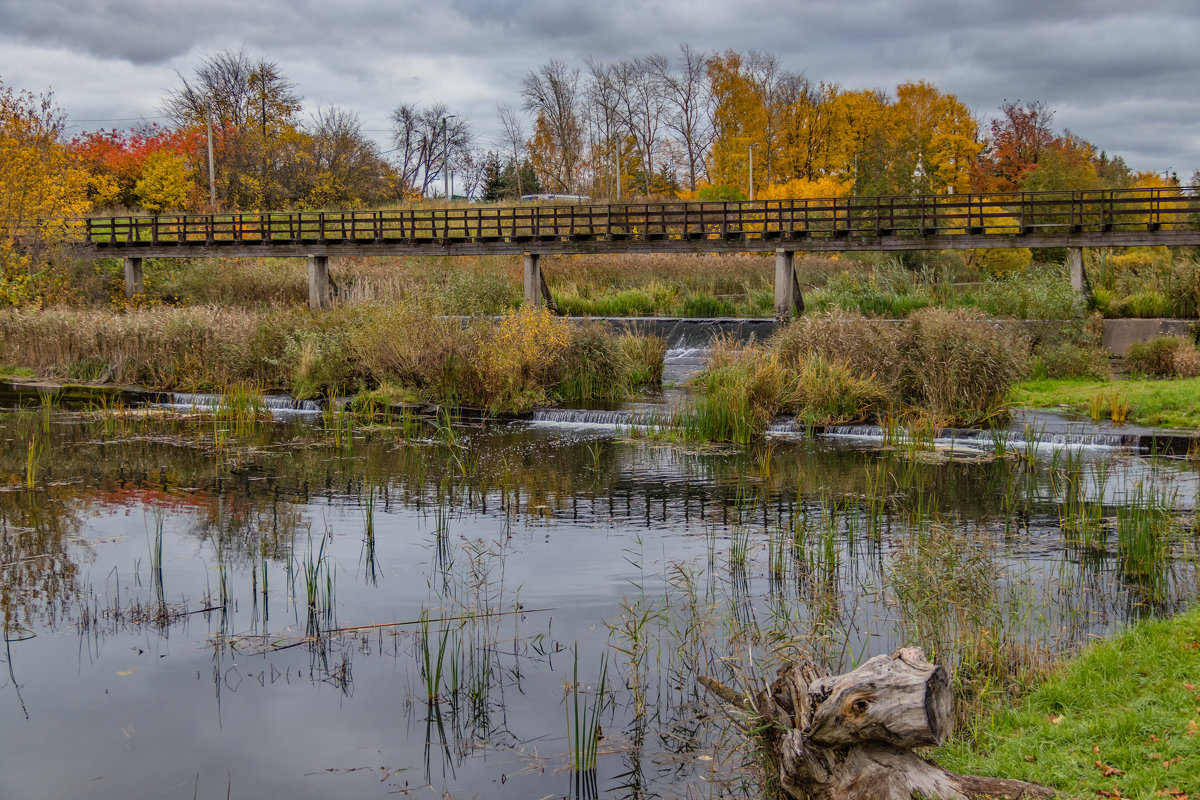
[115,668,138,676]
[1024,755,1037,763]
[1156,787,1187,799]
[1095,761,1126,777]
[1094,745,1102,755]
[1046,714,1064,725]
[1187,720,1198,737]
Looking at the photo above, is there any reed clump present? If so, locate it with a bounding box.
[686,308,1030,441]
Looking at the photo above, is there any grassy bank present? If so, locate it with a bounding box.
[1013,377,1200,429]
[936,606,1200,798]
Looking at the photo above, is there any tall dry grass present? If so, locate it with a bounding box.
[0,303,662,412]
[687,309,1031,440]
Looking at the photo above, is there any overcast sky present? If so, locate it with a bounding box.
[1,0,1197,176]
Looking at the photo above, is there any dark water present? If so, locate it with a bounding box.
[0,400,1197,799]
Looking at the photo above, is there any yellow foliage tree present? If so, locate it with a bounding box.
[0,78,91,305]
[705,51,767,194]
[893,82,981,194]
[759,176,852,201]
[133,151,194,212]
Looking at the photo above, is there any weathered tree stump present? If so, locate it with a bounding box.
[699,647,1053,800]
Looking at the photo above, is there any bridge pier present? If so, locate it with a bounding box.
[1068,247,1090,295]
[774,249,804,319]
[523,253,557,311]
[308,255,331,310]
[123,257,143,300]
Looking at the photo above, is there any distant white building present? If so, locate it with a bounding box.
[520,194,591,203]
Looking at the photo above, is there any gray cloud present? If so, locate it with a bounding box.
[1,0,1197,172]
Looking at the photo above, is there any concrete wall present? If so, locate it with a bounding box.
[1101,319,1198,357]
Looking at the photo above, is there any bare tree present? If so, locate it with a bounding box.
[521,59,583,193]
[389,102,473,197]
[496,102,528,195]
[608,56,668,195]
[655,44,714,191]
[584,57,625,200]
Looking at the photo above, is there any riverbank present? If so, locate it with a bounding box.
[1014,377,1200,430]
[936,605,1200,799]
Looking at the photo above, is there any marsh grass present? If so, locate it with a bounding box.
[566,647,609,773]
[685,309,1029,442]
[0,303,664,415]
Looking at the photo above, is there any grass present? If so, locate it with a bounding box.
[0,364,36,380]
[1012,377,1200,429]
[936,605,1200,799]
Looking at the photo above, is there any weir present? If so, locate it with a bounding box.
[73,186,1200,310]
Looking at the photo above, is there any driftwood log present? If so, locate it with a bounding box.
[699,647,1053,800]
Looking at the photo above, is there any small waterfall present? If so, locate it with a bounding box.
[163,392,324,416]
[530,405,672,430]
[808,423,1143,452]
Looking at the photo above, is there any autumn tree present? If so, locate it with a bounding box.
[70,124,201,209]
[971,100,1056,192]
[0,78,91,304]
[163,47,304,208]
[705,50,767,195]
[301,107,391,208]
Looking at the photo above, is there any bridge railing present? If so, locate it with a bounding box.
[80,187,1199,247]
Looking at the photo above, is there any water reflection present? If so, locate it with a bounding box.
[0,408,1196,798]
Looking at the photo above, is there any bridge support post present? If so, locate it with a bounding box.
[123,257,143,300]
[308,255,331,310]
[1068,247,1090,295]
[523,252,557,311]
[774,249,804,319]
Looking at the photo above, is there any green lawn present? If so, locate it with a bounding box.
[937,607,1200,798]
[1012,377,1200,430]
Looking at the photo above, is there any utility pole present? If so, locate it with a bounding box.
[749,145,754,202]
[442,115,456,200]
[206,107,217,211]
[616,142,622,202]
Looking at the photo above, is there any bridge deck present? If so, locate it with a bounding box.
[77,187,1200,258]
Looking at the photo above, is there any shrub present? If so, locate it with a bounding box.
[1031,340,1112,380]
[896,308,1030,425]
[472,306,571,412]
[1126,336,1188,377]
[619,332,666,389]
[791,353,890,425]
[682,349,786,443]
[556,323,629,402]
[975,267,1084,322]
[350,302,478,402]
[1172,346,1200,378]
[770,311,902,390]
[284,327,356,399]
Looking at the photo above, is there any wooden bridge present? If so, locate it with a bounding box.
[74,186,1200,314]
